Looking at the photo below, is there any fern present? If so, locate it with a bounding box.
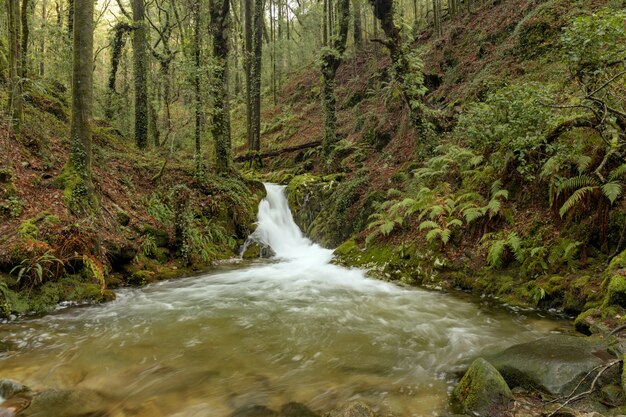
[487,240,507,268]
[559,186,597,217]
[601,181,622,203]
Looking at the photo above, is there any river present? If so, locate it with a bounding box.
[0,184,565,416]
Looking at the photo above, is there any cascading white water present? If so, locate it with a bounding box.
[247,183,332,262]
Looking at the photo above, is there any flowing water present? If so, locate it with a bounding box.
[0,184,566,416]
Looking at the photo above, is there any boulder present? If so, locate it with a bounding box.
[0,380,29,400]
[488,335,613,396]
[327,402,375,417]
[452,358,513,417]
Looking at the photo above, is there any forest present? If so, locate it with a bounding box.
[1,0,626,415]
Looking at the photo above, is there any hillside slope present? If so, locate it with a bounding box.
[239,0,626,327]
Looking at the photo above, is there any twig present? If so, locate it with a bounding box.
[547,359,621,417]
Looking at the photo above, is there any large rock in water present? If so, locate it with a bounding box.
[488,335,613,396]
[452,358,513,417]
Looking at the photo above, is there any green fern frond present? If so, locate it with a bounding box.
[492,189,509,200]
[464,207,485,223]
[428,205,445,219]
[506,233,524,263]
[601,181,623,204]
[609,164,626,181]
[559,186,597,217]
[491,180,503,196]
[419,220,439,230]
[386,188,404,198]
[486,199,502,218]
[425,228,442,243]
[576,155,592,174]
[557,175,599,195]
[440,229,452,244]
[448,218,463,228]
[487,240,506,268]
[380,220,396,236]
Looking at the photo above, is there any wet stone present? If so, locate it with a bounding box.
[230,404,278,417]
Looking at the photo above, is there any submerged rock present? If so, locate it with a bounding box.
[327,401,375,417]
[488,335,614,396]
[452,358,513,417]
[230,404,278,417]
[0,380,29,400]
[279,402,318,417]
[22,388,107,417]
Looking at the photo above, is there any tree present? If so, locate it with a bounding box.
[132,0,149,149]
[209,0,232,173]
[248,0,263,152]
[60,0,96,213]
[320,0,349,157]
[7,0,23,132]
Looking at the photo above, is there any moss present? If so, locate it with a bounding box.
[128,270,156,286]
[452,358,513,416]
[604,275,626,308]
[608,250,626,272]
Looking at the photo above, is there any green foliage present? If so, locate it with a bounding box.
[10,250,65,288]
[0,196,24,218]
[455,83,560,181]
[483,232,523,268]
[561,9,626,76]
[146,192,174,226]
[557,168,625,218]
[142,234,158,257]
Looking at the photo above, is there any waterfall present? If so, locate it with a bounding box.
[244,183,331,261]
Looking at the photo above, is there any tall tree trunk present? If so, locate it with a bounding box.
[320,0,349,158]
[20,0,29,77]
[209,0,232,173]
[67,0,73,38]
[7,0,23,132]
[193,0,202,164]
[353,0,362,49]
[132,0,148,149]
[105,22,131,120]
[244,0,253,151]
[369,0,428,137]
[39,0,46,77]
[63,0,95,213]
[249,0,263,152]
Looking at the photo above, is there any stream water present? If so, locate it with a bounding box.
[0,184,566,416]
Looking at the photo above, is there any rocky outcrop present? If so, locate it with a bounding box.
[452,358,513,417]
[488,335,615,396]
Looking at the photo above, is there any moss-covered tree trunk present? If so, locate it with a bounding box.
[105,22,131,120]
[20,0,29,76]
[369,0,428,137]
[62,0,96,214]
[353,0,362,49]
[243,0,253,151]
[320,0,349,157]
[249,0,263,152]
[210,0,232,173]
[193,0,203,168]
[67,0,73,38]
[7,0,23,133]
[132,0,148,149]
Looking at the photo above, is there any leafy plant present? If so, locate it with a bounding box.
[10,250,64,288]
[142,234,157,257]
[557,164,626,218]
[483,232,523,268]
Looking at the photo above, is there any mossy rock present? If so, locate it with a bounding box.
[488,335,611,396]
[128,270,156,286]
[452,358,513,417]
[142,225,169,248]
[605,275,626,308]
